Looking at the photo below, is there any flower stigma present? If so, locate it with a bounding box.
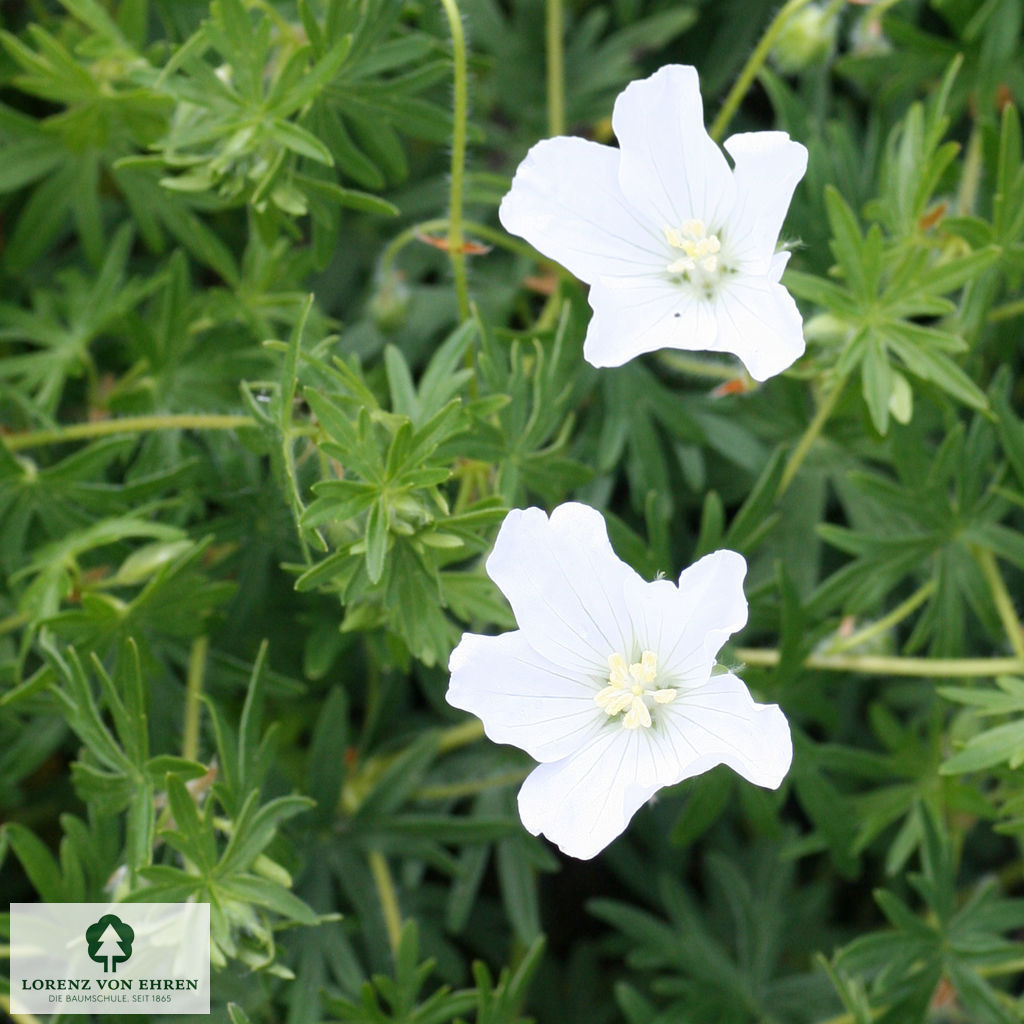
[595,650,677,729]
[664,219,721,277]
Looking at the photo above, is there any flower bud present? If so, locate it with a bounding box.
[369,269,412,333]
[771,4,839,73]
[114,540,194,586]
[888,370,913,426]
[804,312,853,344]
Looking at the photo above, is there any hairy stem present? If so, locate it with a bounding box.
[737,647,1024,677]
[780,374,846,495]
[710,0,817,142]
[825,580,936,654]
[339,719,487,816]
[3,414,257,453]
[416,769,529,801]
[439,0,471,320]
[368,850,403,956]
[657,351,750,381]
[183,635,209,762]
[546,0,565,136]
[438,718,486,753]
[380,218,538,275]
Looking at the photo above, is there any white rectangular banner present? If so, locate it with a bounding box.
[10,902,210,1015]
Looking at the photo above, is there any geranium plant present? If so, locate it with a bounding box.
[2,1,1024,1023]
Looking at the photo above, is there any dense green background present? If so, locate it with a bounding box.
[2,0,1024,1021]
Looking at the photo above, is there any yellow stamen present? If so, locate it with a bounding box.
[608,652,629,685]
[596,649,676,728]
[665,220,722,277]
[623,697,652,730]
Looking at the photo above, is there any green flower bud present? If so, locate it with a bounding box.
[114,540,194,586]
[771,4,839,74]
[369,269,412,333]
[888,370,913,426]
[804,312,854,344]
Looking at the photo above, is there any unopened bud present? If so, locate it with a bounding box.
[771,4,839,73]
[369,269,412,333]
[888,370,913,426]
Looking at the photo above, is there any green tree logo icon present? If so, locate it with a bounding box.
[86,914,135,973]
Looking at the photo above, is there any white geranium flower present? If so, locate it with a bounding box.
[498,65,808,382]
[446,502,792,860]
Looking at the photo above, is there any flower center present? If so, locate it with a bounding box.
[595,650,677,730]
[664,219,722,276]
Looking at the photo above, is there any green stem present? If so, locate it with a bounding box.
[979,956,1024,977]
[182,635,208,763]
[657,351,750,381]
[3,414,256,453]
[279,295,320,563]
[415,769,529,801]
[974,547,1024,661]
[339,719,488,816]
[368,850,403,956]
[709,0,817,142]
[779,374,846,495]
[380,218,538,276]
[989,297,1024,323]
[736,647,1024,677]
[0,612,30,636]
[546,0,565,136]
[439,0,471,320]
[825,580,936,655]
[438,718,485,753]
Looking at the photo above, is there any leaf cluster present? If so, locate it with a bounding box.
[3,2,1024,1024]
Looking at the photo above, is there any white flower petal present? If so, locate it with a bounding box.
[723,131,808,275]
[517,727,671,859]
[485,504,642,675]
[448,503,793,860]
[714,276,805,382]
[447,630,604,763]
[662,672,793,789]
[624,549,748,683]
[582,276,718,368]
[498,136,664,284]
[497,65,808,382]
[613,65,735,232]
[516,669,791,858]
[769,250,792,283]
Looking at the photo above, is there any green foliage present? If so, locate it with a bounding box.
[942,674,1024,773]
[292,321,510,665]
[590,843,835,1023]
[830,807,1024,1024]
[324,921,543,1023]
[788,72,999,434]
[3,1,1024,1023]
[813,405,1023,656]
[0,225,160,413]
